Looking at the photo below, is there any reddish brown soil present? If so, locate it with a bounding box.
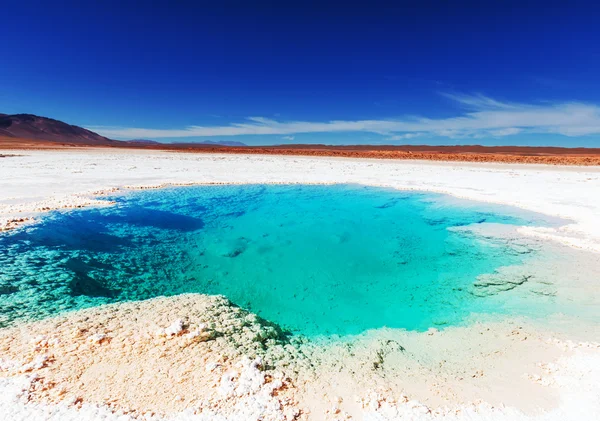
[3,136,600,166]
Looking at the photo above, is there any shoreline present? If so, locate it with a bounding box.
[1,149,600,419]
[3,139,600,166]
[2,149,600,253]
[1,294,599,421]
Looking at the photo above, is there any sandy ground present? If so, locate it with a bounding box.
[1,149,600,420]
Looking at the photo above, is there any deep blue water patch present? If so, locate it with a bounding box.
[0,184,558,335]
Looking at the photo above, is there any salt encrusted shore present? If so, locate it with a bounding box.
[1,294,600,421]
[1,148,600,420]
[1,148,600,252]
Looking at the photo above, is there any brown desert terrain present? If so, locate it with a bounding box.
[1,113,600,165]
[2,135,600,165]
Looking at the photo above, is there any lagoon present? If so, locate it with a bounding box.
[0,184,561,335]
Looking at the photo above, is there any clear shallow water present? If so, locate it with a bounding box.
[0,184,563,335]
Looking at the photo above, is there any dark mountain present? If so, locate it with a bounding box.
[0,113,114,144]
[128,139,248,147]
[125,139,161,145]
[0,113,249,147]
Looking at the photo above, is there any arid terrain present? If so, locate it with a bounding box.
[2,114,600,420]
[2,113,600,165]
[1,148,600,420]
[3,135,600,165]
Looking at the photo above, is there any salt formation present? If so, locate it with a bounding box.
[0,294,293,420]
[161,319,184,336]
[0,293,599,420]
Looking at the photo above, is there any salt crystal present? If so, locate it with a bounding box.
[163,319,184,336]
[205,362,220,372]
[87,333,107,344]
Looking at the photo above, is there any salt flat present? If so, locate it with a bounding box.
[2,149,600,251]
[1,148,600,421]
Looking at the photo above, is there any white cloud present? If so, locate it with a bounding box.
[88,93,600,140]
[281,135,295,141]
[386,133,423,141]
[439,92,521,110]
[489,128,523,137]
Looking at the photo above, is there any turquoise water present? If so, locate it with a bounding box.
[0,184,559,335]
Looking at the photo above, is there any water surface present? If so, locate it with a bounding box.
[0,184,563,335]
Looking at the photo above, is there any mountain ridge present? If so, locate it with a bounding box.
[0,113,247,146]
[0,113,114,144]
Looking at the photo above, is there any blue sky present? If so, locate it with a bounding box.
[2,1,600,146]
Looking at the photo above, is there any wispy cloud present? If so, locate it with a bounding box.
[439,92,522,110]
[489,128,523,137]
[89,93,600,140]
[386,133,423,141]
[281,135,295,141]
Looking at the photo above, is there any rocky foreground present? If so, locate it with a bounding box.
[1,294,599,420]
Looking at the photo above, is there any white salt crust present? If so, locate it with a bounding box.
[0,294,599,420]
[1,149,600,252]
[1,150,600,419]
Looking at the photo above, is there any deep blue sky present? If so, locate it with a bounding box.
[2,1,600,146]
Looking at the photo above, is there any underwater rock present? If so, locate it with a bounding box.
[471,268,533,297]
[223,237,250,258]
[0,285,18,295]
[68,272,120,298]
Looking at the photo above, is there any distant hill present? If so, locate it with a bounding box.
[1,114,599,165]
[127,139,248,147]
[192,140,247,147]
[125,139,161,145]
[0,113,115,144]
[0,113,249,147]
